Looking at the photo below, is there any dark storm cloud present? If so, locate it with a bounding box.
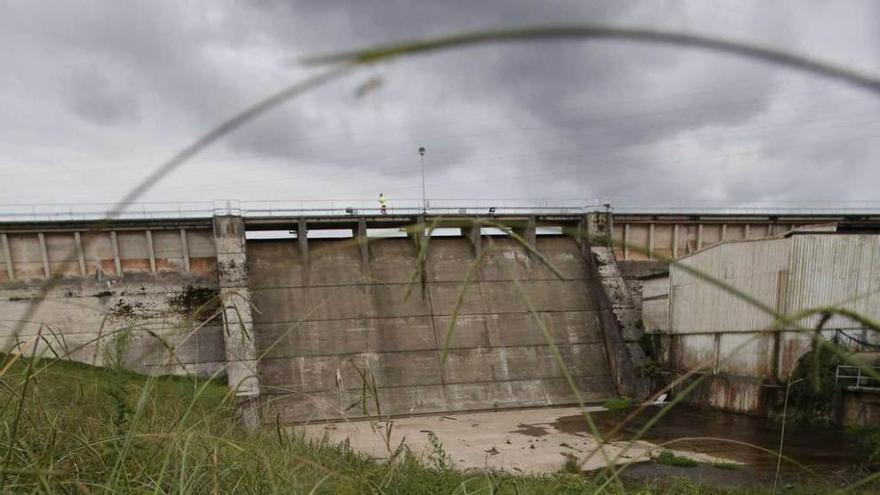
[0,0,878,204]
[218,1,800,187]
[217,0,782,188]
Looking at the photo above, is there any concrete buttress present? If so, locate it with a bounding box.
[581,213,640,398]
[213,215,261,427]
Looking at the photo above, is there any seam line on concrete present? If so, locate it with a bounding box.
[261,373,614,394]
[136,362,227,369]
[257,342,608,360]
[246,277,591,291]
[0,287,221,300]
[2,320,223,334]
[251,308,604,324]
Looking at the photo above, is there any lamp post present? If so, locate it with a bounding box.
[418,146,426,213]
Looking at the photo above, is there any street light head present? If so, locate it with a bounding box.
[418,146,426,156]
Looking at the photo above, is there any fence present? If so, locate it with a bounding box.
[0,199,599,221]
[2,199,880,222]
[836,365,880,390]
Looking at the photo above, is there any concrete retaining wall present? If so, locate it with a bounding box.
[248,235,617,422]
[0,226,224,375]
[842,390,880,427]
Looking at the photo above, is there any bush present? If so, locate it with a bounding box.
[786,346,846,422]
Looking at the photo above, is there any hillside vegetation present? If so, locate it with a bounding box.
[0,355,870,494]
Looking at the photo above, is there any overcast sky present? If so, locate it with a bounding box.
[1,1,879,210]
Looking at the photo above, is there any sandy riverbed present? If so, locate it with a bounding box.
[296,406,732,473]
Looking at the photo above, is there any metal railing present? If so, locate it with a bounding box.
[836,365,880,391]
[0,201,217,222]
[0,199,602,222]
[2,199,880,222]
[236,199,595,218]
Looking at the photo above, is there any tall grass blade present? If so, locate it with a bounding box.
[304,25,880,96]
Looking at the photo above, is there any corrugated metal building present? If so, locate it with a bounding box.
[665,233,880,414]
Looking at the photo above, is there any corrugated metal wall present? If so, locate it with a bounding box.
[787,235,880,328]
[667,238,789,414]
[670,238,790,334]
[665,235,880,413]
[779,235,880,376]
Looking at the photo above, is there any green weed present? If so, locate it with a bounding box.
[560,453,581,474]
[426,430,454,472]
[604,398,634,410]
[656,451,698,468]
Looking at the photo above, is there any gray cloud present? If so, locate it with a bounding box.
[63,66,140,125]
[0,0,878,207]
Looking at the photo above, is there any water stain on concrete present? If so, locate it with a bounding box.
[166,285,220,321]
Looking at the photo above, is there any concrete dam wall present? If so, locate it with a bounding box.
[249,235,616,422]
[0,213,646,422]
[4,210,878,422]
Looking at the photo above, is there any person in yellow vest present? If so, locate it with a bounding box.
[379,193,387,215]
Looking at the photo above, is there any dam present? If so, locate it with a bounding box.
[2,203,878,422]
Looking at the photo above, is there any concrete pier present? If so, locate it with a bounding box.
[213,216,261,426]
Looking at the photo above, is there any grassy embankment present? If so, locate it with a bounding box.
[0,354,871,494]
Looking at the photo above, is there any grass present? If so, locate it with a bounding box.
[848,426,880,470]
[655,451,699,468]
[604,398,634,410]
[0,354,605,493]
[560,454,581,475]
[1,354,868,494]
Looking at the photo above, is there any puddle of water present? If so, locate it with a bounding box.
[552,405,870,486]
[510,422,551,437]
